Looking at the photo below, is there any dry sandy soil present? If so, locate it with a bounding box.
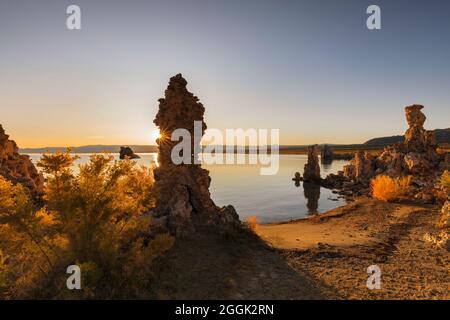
[258,198,449,299]
[150,198,448,300]
[150,227,335,299]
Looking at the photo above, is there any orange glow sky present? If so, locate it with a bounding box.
[1,1,449,148]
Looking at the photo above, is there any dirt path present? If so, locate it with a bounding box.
[257,198,450,299]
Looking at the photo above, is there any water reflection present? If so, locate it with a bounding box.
[303,182,320,215]
[320,158,333,172]
[29,153,348,223]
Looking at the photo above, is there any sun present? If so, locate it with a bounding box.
[151,129,162,143]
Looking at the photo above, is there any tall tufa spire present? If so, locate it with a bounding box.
[150,74,239,235]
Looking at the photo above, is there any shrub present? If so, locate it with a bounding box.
[0,176,58,298]
[0,152,172,299]
[439,170,450,189]
[371,175,412,202]
[245,216,259,233]
[37,153,157,262]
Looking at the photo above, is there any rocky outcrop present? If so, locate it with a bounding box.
[376,146,405,177]
[424,201,449,250]
[323,105,448,201]
[342,151,375,183]
[344,105,442,180]
[404,105,437,154]
[303,145,321,182]
[150,74,240,235]
[0,125,44,197]
[119,146,140,159]
[292,172,302,182]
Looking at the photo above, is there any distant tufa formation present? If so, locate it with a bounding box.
[320,144,333,163]
[150,74,240,235]
[323,105,450,201]
[119,146,140,159]
[303,144,321,182]
[0,125,44,197]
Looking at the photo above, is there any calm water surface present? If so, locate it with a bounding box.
[29,153,348,223]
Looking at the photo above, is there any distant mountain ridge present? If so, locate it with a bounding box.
[364,128,450,146]
[20,145,158,154]
[20,129,450,154]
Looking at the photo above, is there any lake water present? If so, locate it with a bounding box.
[29,153,348,223]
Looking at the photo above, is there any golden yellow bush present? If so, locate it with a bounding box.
[371,175,412,202]
[0,177,60,298]
[246,216,259,233]
[0,176,34,224]
[439,170,450,189]
[0,151,168,299]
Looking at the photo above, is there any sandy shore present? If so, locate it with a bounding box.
[148,197,447,300]
[257,198,449,299]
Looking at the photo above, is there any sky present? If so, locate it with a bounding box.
[1,0,449,147]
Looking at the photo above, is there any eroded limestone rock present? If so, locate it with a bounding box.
[323,104,448,201]
[404,105,437,153]
[151,74,240,235]
[303,145,321,182]
[342,105,442,181]
[343,151,375,182]
[376,146,404,176]
[292,172,302,183]
[119,146,140,159]
[0,125,44,198]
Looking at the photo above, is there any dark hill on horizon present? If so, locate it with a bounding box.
[20,145,159,154]
[364,128,450,146]
[19,128,450,154]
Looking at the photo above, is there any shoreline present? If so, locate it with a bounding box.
[255,197,449,299]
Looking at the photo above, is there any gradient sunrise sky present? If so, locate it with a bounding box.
[1,0,449,148]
